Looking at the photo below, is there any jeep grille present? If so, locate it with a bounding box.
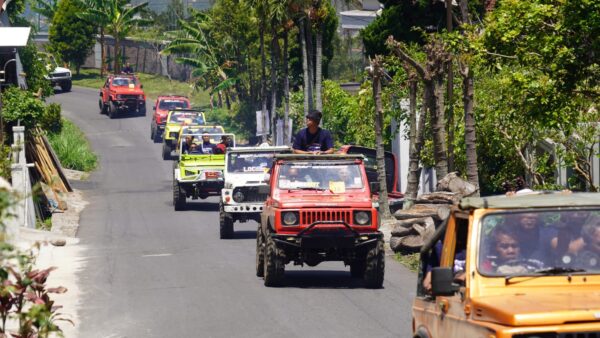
[233,186,268,203]
[120,94,139,100]
[300,210,351,226]
[51,72,69,78]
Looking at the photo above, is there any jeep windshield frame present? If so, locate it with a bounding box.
[227,152,277,174]
[167,110,205,124]
[276,161,365,191]
[477,207,600,279]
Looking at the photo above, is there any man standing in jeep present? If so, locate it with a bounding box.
[292,110,334,154]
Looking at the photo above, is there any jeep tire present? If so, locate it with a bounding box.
[162,141,172,160]
[109,101,116,119]
[219,203,234,239]
[173,179,186,211]
[139,105,146,116]
[150,124,155,140]
[350,259,366,278]
[99,100,107,115]
[364,239,385,288]
[263,237,285,287]
[256,226,265,277]
[60,80,72,92]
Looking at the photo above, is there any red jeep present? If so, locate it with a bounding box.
[99,74,146,119]
[256,154,385,288]
[150,95,191,143]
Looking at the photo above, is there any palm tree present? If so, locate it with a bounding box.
[30,0,59,25]
[77,0,112,76]
[100,0,149,73]
[162,10,235,105]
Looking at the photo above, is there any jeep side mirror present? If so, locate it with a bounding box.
[431,267,460,297]
[370,182,380,194]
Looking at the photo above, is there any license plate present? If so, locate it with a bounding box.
[206,172,219,179]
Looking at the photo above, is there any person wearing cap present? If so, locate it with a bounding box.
[292,110,334,154]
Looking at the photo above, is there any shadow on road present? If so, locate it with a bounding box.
[177,201,220,212]
[229,230,256,240]
[281,270,376,289]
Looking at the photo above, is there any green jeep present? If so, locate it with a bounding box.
[162,109,206,160]
[172,131,236,211]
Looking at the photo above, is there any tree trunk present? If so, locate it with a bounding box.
[446,0,455,173]
[315,26,323,112]
[260,25,268,142]
[405,77,422,204]
[430,74,448,181]
[100,28,106,77]
[270,27,280,143]
[461,64,480,195]
[114,35,120,74]
[305,18,314,111]
[299,19,311,115]
[372,58,392,219]
[283,30,290,145]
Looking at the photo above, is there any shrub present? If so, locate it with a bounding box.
[39,103,63,133]
[1,87,45,131]
[47,119,97,172]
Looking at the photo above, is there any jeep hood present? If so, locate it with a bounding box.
[51,66,70,74]
[471,292,600,326]
[278,194,372,208]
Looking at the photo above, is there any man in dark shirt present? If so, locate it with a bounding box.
[201,134,216,154]
[292,110,334,154]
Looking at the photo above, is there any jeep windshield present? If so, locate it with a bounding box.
[112,77,136,86]
[228,153,274,173]
[478,209,600,278]
[159,100,189,110]
[277,162,364,191]
[168,111,205,124]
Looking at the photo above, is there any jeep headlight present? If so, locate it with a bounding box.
[353,211,371,225]
[233,191,244,203]
[282,212,299,226]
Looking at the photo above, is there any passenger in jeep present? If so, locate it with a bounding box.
[292,110,334,155]
[201,134,216,154]
[481,225,544,274]
[182,136,195,154]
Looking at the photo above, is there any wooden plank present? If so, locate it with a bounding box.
[40,132,72,192]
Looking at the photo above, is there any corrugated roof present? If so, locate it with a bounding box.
[460,192,600,210]
[0,27,31,47]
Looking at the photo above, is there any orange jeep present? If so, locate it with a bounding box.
[99,74,146,118]
[413,192,600,338]
[256,154,384,288]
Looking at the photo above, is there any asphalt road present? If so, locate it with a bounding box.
[49,86,417,338]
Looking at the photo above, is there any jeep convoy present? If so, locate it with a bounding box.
[256,154,385,288]
[99,74,146,118]
[150,95,192,143]
[161,109,207,160]
[219,146,291,239]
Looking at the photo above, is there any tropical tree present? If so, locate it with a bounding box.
[49,0,96,74]
[77,0,111,76]
[30,0,59,23]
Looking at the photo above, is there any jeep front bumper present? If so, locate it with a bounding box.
[272,221,382,250]
[114,99,145,111]
[224,204,264,213]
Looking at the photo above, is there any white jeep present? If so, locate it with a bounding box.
[219,146,290,239]
[41,53,72,92]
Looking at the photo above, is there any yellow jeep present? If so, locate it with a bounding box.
[162,109,206,160]
[413,192,600,338]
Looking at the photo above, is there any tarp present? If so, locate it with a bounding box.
[460,192,600,210]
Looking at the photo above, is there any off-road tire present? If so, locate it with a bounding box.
[60,80,72,92]
[219,203,234,239]
[150,124,155,140]
[162,141,172,160]
[139,105,147,116]
[109,101,116,119]
[256,225,265,277]
[350,259,366,278]
[263,237,285,287]
[99,100,107,115]
[173,179,186,211]
[364,239,385,288]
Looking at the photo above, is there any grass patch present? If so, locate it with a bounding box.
[47,119,98,172]
[394,252,420,272]
[72,68,210,106]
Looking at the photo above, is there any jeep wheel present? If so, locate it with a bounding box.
[99,100,107,115]
[139,106,147,116]
[264,237,285,287]
[219,204,234,239]
[256,225,265,277]
[364,239,385,288]
[173,180,186,211]
[60,80,72,92]
[109,101,116,119]
[350,260,366,278]
[150,124,155,140]
[162,142,172,160]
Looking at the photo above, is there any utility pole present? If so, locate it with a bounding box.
[445,0,455,173]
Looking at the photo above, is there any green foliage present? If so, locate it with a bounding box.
[1,87,46,131]
[18,42,54,98]
[49,0,96,73]
[47,119,97,172]
[30,0,60,22]
[205,104,254,142]
[394,252,420,272]
[40,103,63,133]
[0,146,12,181]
